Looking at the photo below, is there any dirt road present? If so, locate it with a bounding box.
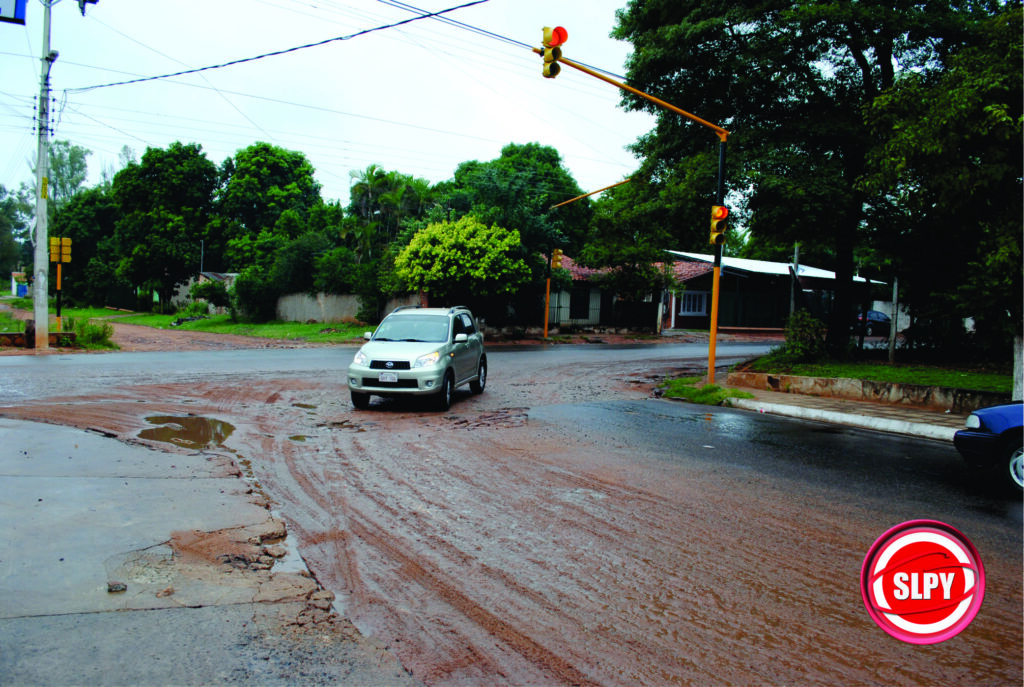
[1,318,1018,685]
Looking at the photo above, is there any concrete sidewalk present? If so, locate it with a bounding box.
[730,387,968,442]
[0,418,416,686]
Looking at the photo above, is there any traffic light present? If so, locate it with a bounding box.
[709,205,729,245]
[551,248,563,268]
[542,26,568,78]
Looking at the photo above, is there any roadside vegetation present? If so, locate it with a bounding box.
[740,310,1013,394]
[4,296,366,345]
[0,308,22,332]
[115,311,367,344]
[659,377,755,406]
[742,358,1012,394]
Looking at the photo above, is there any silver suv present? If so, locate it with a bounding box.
[347,306,486,410]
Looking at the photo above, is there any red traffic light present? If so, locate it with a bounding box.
[710,205,729,245]
[543,26,568,47]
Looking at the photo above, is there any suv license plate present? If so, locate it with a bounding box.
[378,372,398,383]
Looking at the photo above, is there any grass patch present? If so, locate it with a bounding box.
[5,299,367,344]
[659,376,756,406]
[0,310,23,333]
[743,358,1012,394]
[114,312,367,343]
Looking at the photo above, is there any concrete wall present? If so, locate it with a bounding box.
[276,293,361,322]
[275,292,421,323]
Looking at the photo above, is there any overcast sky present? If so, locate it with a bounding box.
[1,0,656,207]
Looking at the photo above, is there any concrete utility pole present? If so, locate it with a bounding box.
[33,0,57,349]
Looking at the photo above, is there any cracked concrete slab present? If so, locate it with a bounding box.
[0,418,418,686]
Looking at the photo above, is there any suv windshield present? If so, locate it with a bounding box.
[372,315,450,343]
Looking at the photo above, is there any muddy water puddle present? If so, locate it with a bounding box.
[138,415,234,450]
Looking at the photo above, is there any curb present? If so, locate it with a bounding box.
[730,397,957,443]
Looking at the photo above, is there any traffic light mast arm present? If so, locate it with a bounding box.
[531,48,729,143]
[551,178,631,209]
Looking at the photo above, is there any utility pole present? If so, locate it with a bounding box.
[33,1,58,349]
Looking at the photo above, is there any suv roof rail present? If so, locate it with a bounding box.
[391,305,422,313]
[447,305,467,313]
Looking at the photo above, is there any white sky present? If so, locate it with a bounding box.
[0,0,656,207]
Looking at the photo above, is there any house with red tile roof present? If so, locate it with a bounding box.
[550,251,878,333]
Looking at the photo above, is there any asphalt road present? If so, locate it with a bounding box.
[1,343,1020,685]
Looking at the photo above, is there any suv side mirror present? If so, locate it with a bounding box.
[454,333,468,343]
[364,332,373,340]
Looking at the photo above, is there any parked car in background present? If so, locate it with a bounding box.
[954,402,1023,493]
[347,305,486,411]
[853,310,892,337]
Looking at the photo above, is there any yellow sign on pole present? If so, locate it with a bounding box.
[49,236,71,262]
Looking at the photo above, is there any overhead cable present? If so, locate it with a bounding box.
[65,0,490,94]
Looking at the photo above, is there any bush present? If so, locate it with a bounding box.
[782,310,826,362]
[190,280,231,308]
[70,317,116,349]
[230,266,280,322]
[177,300,210,318]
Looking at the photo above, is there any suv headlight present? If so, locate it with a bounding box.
[353,350,368,366]
[414,351,441,368]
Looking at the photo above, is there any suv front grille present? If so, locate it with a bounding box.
[369,360,411,370]
[362,377,419,389]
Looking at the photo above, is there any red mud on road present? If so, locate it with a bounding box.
[4,364,1021,685]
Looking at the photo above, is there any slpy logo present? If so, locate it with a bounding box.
[861,520,984,644]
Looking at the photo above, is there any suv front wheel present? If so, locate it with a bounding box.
[435,371,454,411]
[351,390,370,409]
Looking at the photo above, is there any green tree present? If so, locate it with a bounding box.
[611,0,1011,352]
[49,186,122,306]
[860,7,1023,359]
[47,140,91,212]
[269,232,331,295]
[112,142,217,309]
[440,143,591,257]
[579,179,679,301]
[394,215,531,303]
[0,185,31,276]
[218,142,322,271]
[218,142,321,235]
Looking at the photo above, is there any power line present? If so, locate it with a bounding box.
[65,0,490,94]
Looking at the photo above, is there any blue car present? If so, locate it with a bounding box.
[954,402,1023,493]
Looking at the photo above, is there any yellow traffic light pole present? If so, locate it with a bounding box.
[536,45,730,383]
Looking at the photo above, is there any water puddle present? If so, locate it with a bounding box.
[139,415,235,450]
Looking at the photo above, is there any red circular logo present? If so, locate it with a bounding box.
[861,520,984,644]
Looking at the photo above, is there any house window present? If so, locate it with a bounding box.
[678,291,709,316]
